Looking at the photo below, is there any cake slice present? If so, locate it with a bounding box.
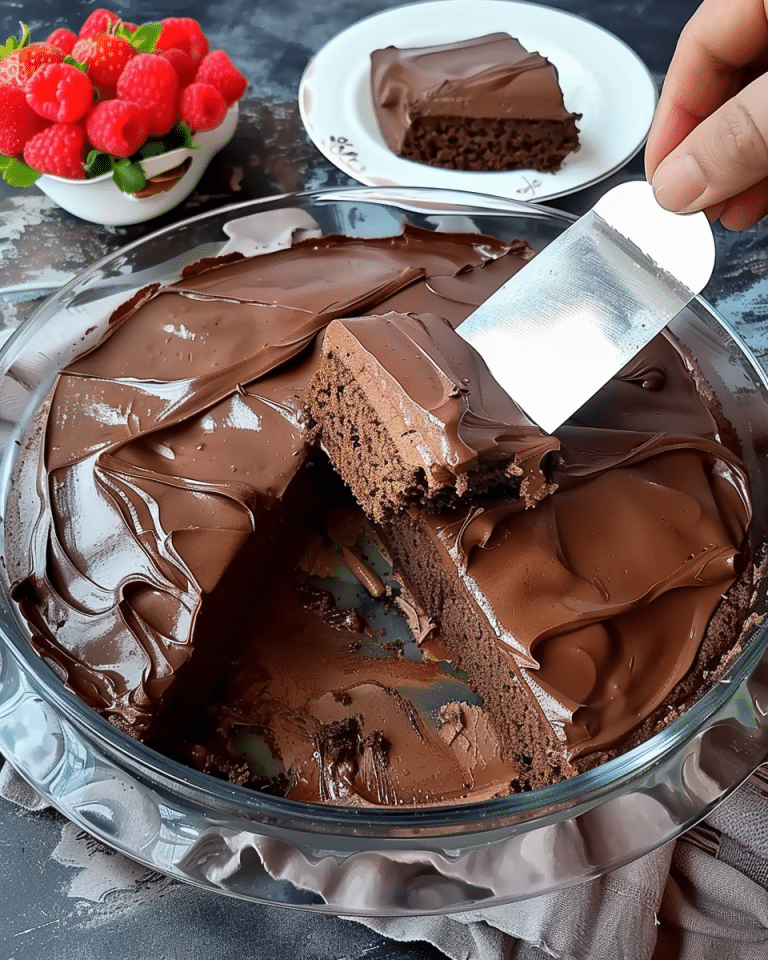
[304,311,559,521]
[370,32,581,173]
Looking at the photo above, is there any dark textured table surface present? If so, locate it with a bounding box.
[0,1,766,957]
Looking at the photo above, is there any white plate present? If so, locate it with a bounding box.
[299,0,657,201]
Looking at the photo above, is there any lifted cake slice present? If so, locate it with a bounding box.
[304,310,558,521]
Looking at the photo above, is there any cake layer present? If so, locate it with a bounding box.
[370,33,581,172]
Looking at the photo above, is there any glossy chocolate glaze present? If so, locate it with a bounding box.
[6,226,531,803]
[428,334,751,758]
[370,33,579,154]
[5,223,753,803]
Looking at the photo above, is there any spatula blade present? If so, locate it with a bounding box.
[456,180,716,434]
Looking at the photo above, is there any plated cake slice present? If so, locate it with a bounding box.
[370,32,581,172]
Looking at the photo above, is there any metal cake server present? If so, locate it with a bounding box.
[457,180,716,434]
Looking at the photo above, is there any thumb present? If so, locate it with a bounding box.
[650,71,768,214]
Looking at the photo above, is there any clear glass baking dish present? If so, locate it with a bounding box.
[0,186,767,916]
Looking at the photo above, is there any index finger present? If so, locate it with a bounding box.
[645,0,768,177]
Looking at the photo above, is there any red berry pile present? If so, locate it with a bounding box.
[0,12,247,193]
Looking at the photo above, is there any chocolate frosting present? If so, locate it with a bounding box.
[371,33,578,154]
[430,335,751,757]
[5,223,753,802]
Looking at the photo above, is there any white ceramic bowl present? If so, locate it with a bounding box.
[34,103,239,226]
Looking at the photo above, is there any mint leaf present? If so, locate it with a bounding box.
[83,149,113,178]
[137,123,196,162]
[174,121,196,151]
[0,156,41,187]
[111,158,147,194]
[122,22,162,52]
[64,55,88,73]
[0,22,29,60]
[139,140,168,159]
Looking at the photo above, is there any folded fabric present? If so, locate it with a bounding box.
[354,768,768,960]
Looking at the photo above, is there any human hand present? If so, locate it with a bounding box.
[645,0,768,230]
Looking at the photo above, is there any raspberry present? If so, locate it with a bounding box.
[116,54,179,136]
[160,48,197,87]
[0,42,63,88]
[156,18,209,66]
[72,33,136,94]
[23,122,87,179]
[78,8,120,39]
[195,50,247,105]
[0,85,50,154]
[47,28,78,55]
[26,63,94,123]
[179,82,227,133]
[86,99,149,157]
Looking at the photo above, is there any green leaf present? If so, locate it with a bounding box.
[139,140,168,160]
[174,121,196,151]
[0,156,41,187]
[121,22,162,52]
[64,55,88,73]
[0,22,30,60]
[111,158,147,195]
[83,149,114,178]
[136,123,197,163]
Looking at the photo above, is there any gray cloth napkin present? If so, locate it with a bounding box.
[352,768,768,960]
[2,762,768,960]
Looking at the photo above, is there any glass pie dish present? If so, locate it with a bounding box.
[0,186,767,916]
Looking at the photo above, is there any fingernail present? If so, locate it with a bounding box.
[651,154,708,212]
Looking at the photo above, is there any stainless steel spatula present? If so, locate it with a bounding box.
[457,180,716,434]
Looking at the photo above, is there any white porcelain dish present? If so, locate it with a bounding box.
[299,1,657,201]
[34,104,239,226]
[0,187,767,917]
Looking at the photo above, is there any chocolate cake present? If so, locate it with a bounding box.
[304,311,559,521]
[370,33,581,173]
[4,222,756,804]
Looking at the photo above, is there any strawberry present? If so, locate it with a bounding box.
[179,82,227,133]
[195,50,247,105]
[78,8,120,39]
[72,32,136,94]
[46,28,78,55]
[160,47,197,87]
[23,122,87,178]
[26,63,94,123]
[0,85,50,154]
[0,41,63,88]
[86,99,149,157]
[116,53,179,136]
[156,18,209,66]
